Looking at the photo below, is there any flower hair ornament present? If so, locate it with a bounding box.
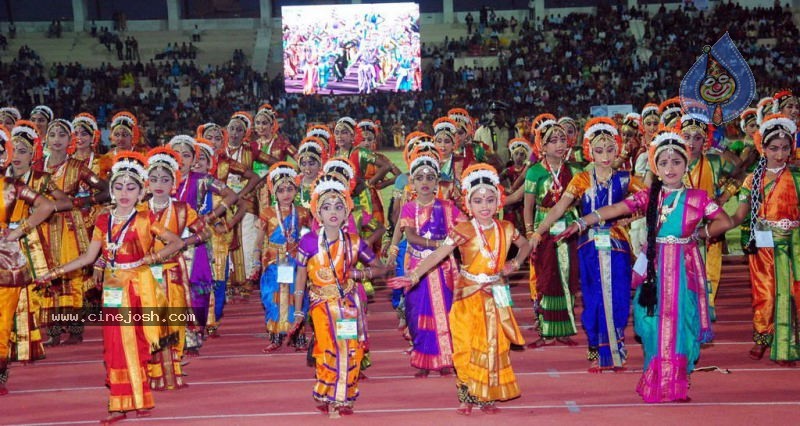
[622,113,643,134]
[194,137,217,174]
[256,104,279,133]
[110,111,141,146]
[754,113,797,155]
[71,112,101,150]
[229,111,254,140]
[197,122,228,150]
[111,150,149,186]
[582,117,621,162]
[739,108,758,133]
[267,161,299,195]
[409,151,441,177]
[756,97,776,125]
[403,132,432,164]
[169,132,198,152]
[0,125,11,167]
[47,118,73,137]
[658,97,683,127]
[11,120,41,163]
[323,157,357,192]
[296,137,328,165]
[448,108,474,135]
[306,124,332,150]
[533,115,564,158]
[772,89,796,114]
[508,137,533,160]
[433,117,458,139]
[30,105,54,122]
[460,163,505,214]
[310,174,353,221]
[648,131,689,174]
[530,113,557,138]
[0,106,21,123]
[641,103,660,119]
[678,113,715,151]
[147,147,182,192]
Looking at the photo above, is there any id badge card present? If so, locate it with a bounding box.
[103,286,124,308]
[633,252,648,276]
[594,229,612,251]
[550,220,566,235]
[150,264,164,288]
[277,263,294,284]
[492,285,513,308]
[754,229,774,248]
[335,319,358,340]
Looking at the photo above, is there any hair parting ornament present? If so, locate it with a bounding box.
[447,108,473,134]
[0,107,21,122]
[641,103,659,118]
[335,117,356,133]
[582,117,621,161]
[756,97,775,125]
[460,163,504,213]
[754,113,797,155]
[146,147,182,191]
[648,131,688,173]
[409,153,440,177]
[111,150,148,186]
[772,89,796,113]
[310,174,353,220]
[47,118,73,135]
[739,108,757,133]
[658,97,683,126]
[11,121,39,149]
[323,157,357,191]
[533,118,563,157]
[267,161,299,193]
[194,137,217,173]
[31,105,54,121]
[296,137,327,165]
[508,137,533,158]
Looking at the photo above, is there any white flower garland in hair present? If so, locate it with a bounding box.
[337,116,356,128]
[0,128,10,143]
[231,113,252,129]
[641,105,659,117]
[72,116,98,132]
[168,135,196,149]
[760,116,797,136]
[323,160,354,180]
[461,168,500,193]
[12,126,38,141]
[625,112,641,121]
[434,121,456,134]
[357,121,377,131]
[0,107,21,120]
[269,166,298,183]
[48,119,74,134]
[148,153,180,173]
[307,128,330,140]
[585,123,619,139]
[650,131,684,147]
[680,113,710,125]
[509,140,532,155]
[111,115,135,129]
[449,112,470,124]
[410,155,440,176]
[111,159,148,182]
[558,116,575,124]
[196,142,214,159]
[313,178,347,195]
[660,107,682,123]
[32,105,54,120]
[536,119,558,132]
[299,141,323,156]
[756,97,774,125]
[739,109,756,133]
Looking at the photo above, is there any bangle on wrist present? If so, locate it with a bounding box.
[293,311,305,318]
[704,224,710,239]
[294,290,304,296]
[409,271,420,285]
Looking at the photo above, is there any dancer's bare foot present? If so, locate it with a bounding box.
[456,403,472,416]
[99,412,126,425]
[480,403,500,414]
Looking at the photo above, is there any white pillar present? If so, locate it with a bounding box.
[535,0,545,23]
[443,0,454,24]
[167,0,181,31]
[260,0,272,27]
[72,0,87,32]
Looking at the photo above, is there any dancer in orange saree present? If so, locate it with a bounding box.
[731,114,800,366]
[37,151,185,422]
[0,130,60,396]
[290,175,388,418]
[390,164,531,415]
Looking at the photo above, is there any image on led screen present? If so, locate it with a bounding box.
[282,3,421,95]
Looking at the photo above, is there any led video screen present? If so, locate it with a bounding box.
[282,3,421,95]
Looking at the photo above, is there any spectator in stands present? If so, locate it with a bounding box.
[8,21,16,39]
[125,37,133,60]
[0,34,6,51]
[465,12,474,35]
[90,20,97,37]
[192,25,201,42]
[115,36,123,60]
[132,36,140,61]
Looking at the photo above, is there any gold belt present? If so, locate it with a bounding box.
[309,279,355,302]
